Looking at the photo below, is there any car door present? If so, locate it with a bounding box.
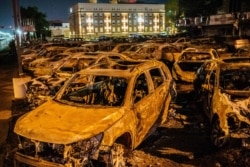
[132,72,156,145]
[149,68,169,120]
[202,68,216,118]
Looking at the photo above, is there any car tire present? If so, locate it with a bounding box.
[109,143,126,167]
[210,118,229,148]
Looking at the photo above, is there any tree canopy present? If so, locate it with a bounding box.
[179,0,223,17]
[20,6,50,39]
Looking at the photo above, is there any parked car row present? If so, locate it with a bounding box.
[12,35,250,166]
[194,57,250,148]
[172,47,219,93]
[14,59,177,166]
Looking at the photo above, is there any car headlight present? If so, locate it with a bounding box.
[18,136,36,156]
[69,133,103,159]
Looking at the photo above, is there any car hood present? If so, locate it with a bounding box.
[30,58,49,65]
[14,100,124,144]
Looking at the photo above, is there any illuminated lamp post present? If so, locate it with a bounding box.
[12,0,23,74]
[12,0,31,100]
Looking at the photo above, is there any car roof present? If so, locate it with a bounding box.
[220,56,250,63]
[70,52,100,58]
[203,57,250,65]
[182,47,216,52]
[77,59,164,78]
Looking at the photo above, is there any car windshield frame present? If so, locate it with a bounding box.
[218,64,250,94]
[55,73,129,107]
[180,52,212,61]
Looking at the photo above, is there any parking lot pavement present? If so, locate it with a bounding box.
[0,52,18,166]
[0,110,12,167]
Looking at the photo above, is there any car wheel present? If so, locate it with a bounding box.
[210,118,229,148]
[109,143,126,167]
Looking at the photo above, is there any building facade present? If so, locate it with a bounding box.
[49,20,70,38]
[69,2,165,39]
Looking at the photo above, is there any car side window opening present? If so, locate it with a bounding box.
[149,68,164,89]
[182,52,211,61]
[133,73,149,103]
[221,68,250,90]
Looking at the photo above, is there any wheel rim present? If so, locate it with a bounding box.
[211,119,228,148]
[110,143,125,167]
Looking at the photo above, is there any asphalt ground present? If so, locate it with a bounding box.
[0,51,19,166]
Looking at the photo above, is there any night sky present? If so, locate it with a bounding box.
[0,0,166,32]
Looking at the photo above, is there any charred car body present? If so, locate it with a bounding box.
[172,47,219,93]
[14,60,176,166]
[55,52,133,79]
[25,75,68,109]
[231,45,250,57]
[22,46,69,74]
[29,52,74,77]
[195,57,250,148]
[123,43,181,61]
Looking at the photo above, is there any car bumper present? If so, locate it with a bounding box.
[14,152,64,167]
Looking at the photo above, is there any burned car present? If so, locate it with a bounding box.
[14,60,176,166]
[172,47,219,93]
[54,52,99,78]
[25,75,68,109]
[196,57,250,148]
[22,46,69,74]
[231,45,250,57]
[110,43,134,53]
[124,43,180,61]
[29,53,74,77]
[55,52,133,79]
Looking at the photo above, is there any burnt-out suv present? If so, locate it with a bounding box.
[172,47,219,93]
[14,59,176,166]
[195,57,250,148]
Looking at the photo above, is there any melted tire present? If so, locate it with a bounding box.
[109,143,126,167]
[210,118,229,148]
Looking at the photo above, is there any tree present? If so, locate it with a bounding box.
[179,0,223,17]
[20,6,50,40]
[165,0,179,21]
[164,0,179,34]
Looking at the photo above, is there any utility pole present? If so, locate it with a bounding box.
[12,0,23,74]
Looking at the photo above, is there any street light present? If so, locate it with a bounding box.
[12,0,23,74]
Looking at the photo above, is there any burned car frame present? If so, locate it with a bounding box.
[13,59,176,166]
[172,47,219,93]
[25,75,68,109]
[196,57,250,148]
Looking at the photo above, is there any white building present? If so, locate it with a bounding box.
[49,20,70,38]
[69,2,165,38]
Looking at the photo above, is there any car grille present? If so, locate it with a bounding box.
[19,137,66,164]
